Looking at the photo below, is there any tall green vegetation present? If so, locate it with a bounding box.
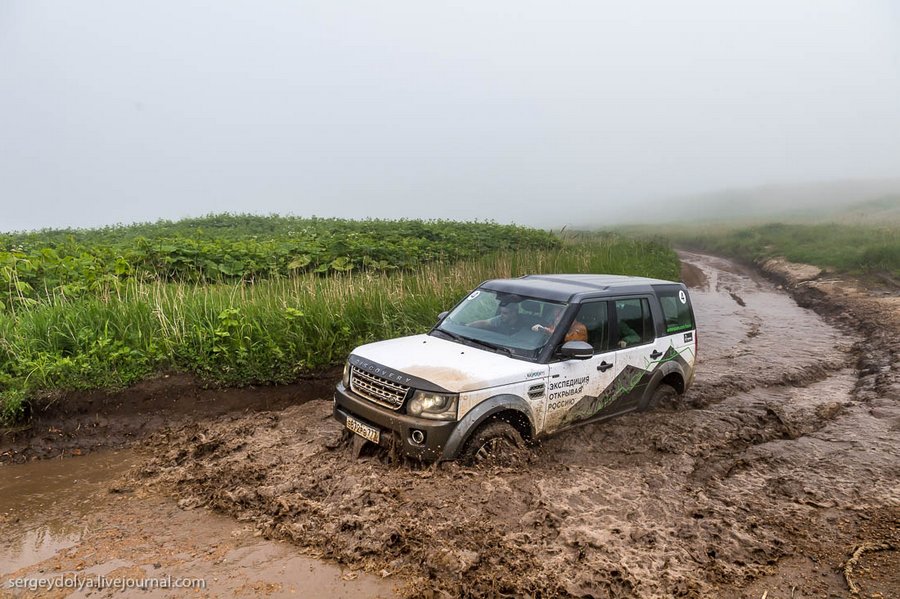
[0,215,559,312]
[0,219,679,424]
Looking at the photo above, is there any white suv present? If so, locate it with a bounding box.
[334,274,697,462]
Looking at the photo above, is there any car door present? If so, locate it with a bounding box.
[608,297,667,412]
[544,301,618,433]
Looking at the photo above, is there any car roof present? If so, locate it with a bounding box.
[480,274,682,302]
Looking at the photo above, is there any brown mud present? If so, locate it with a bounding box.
[0,370,339,463]
[2,252,897,598]
[0,450,395,598]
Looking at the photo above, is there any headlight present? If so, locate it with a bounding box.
[342,360,351,388]
[407,391,458,421]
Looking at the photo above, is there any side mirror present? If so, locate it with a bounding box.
[437,311,449,323]
[559,341,594,360]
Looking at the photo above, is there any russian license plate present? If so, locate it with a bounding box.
[346,416,380,444]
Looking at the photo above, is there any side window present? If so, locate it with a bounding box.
[573,301,608,352]
[614,298,654,348]
[657,288,695,334]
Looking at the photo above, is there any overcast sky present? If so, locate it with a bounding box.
[2,1,899,231]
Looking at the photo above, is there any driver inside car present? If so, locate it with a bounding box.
[531,305,588,343]
[468,300,528,335]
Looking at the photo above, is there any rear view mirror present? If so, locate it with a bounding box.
[437,311,449,323]
[560,341,593,359]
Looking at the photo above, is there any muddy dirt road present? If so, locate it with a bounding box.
[2,252,897,598]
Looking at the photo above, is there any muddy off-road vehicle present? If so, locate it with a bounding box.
[334,275,697,462]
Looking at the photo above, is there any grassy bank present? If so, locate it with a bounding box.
[0,233,679,423]
[681,223,899,276]
[621,222,899,278]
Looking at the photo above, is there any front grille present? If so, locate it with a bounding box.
[350,366,410,410]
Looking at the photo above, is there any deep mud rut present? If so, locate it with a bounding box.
[2,252,898,598]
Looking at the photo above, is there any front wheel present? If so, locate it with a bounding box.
[459,419,526,466]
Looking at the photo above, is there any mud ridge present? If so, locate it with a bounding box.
[0,369,340,463]
[757,258,898,404]
[685,358,845,409]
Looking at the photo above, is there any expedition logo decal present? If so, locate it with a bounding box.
[558,344,694,426]
[605,343,694,403]
[548,375,590,411]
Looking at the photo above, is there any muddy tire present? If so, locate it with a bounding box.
[645,383,678,411]
[460,419,526,466]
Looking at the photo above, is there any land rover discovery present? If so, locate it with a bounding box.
[333,274,697,462]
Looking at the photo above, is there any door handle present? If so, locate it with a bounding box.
[597,361,613,372]
[650,350,663,359]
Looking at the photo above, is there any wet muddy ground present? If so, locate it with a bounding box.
[0,370,341,464]
[0,450,395,598]
[1,252,897,598]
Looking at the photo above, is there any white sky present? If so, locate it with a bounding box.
[1,1,899,231]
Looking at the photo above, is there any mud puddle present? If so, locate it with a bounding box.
[129,252,898,597]
[0,450,140,575]
[0,450,396,598]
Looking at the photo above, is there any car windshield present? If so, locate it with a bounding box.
[433,288,567,359]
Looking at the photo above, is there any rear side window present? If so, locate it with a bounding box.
[614,298,654,347]
[657,288,695,334]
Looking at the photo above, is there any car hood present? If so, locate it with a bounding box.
[351,334,544,393]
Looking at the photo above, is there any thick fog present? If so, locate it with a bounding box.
[1,1,899,231]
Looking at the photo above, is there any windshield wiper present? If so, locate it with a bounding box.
[434,328,512,355]
[460,337,512,356]
[433,327,463,342]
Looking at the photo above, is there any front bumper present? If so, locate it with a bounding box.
[333,382,459,461]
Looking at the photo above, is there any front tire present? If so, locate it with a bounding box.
[460,419,526,466]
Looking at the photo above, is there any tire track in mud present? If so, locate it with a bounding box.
[135,253,899,598]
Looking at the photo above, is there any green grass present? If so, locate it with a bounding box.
[0,233,679,424]
[0,215,560,312]
[619,222,899,277]
[677,223,899,276]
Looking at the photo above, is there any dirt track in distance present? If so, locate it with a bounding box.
[128,252,899,598]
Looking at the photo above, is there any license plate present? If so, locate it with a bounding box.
[346,416,380,444]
